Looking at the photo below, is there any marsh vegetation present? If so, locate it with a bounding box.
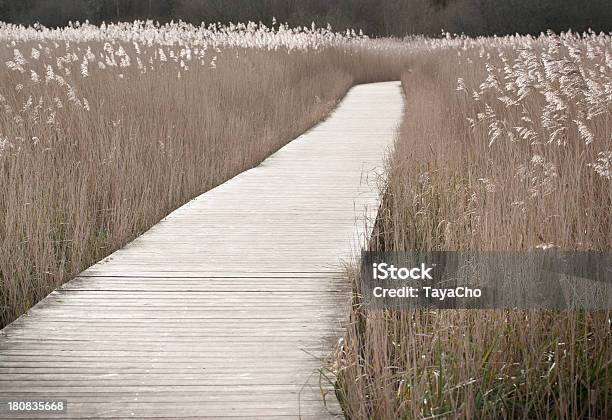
[336,32,611,419]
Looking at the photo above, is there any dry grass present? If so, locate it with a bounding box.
[3,22,609,418]
[0,22,410,327]
[336,33,611,418]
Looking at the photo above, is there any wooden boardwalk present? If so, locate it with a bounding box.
[0,81,404,418]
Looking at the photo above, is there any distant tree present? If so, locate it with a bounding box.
[0,1,9,21]
[0,0,610,35]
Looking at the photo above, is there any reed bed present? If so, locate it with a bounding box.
[336,32,611,418]
[0,21,409,327]
[2,21,609,418]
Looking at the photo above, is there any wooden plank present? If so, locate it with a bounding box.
[0,81,403,418]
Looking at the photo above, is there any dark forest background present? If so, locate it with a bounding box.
[1,0,611,37]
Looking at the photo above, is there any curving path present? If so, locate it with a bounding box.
[0,81,404,418]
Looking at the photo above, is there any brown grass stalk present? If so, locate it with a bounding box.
[0,37,411,327]
[337,35,611,419]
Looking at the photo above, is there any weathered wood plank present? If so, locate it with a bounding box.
[0,81,403,418]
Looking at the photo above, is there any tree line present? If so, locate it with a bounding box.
[1,0,610,36]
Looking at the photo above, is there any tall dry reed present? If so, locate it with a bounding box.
[0,21,411,327]
[336,32,611,419]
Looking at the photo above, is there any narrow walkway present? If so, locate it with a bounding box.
[0,81,404,418]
